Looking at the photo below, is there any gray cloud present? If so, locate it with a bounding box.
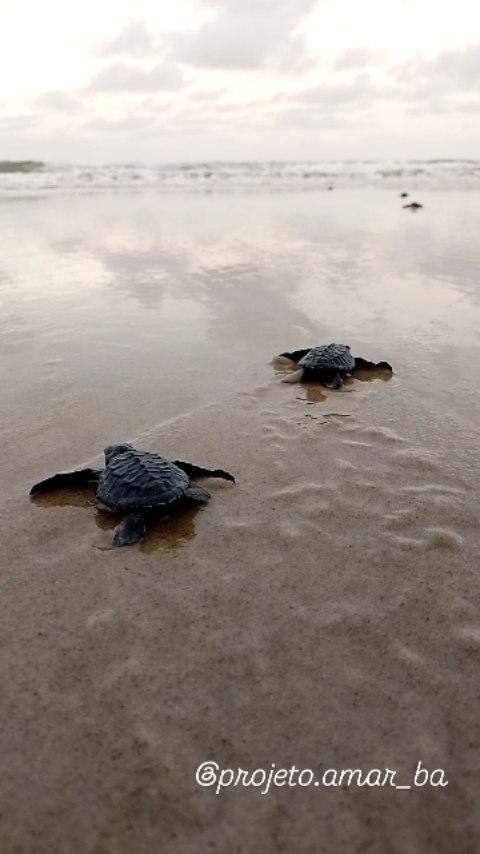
[33,90,85,113]
[0,114,40,132]
[93,20,157,58]
[274,107,363,128]
[172,0,316,71]
[394,42,480,94]
[184,88,226,102]
[82,115,159,133]
[382,42,480,114]
[89,61,185,92]
[291,73,379,109]
[405,97,480,117]
[284,42,480,121]
[334,47,385,72]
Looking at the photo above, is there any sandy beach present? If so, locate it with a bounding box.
[1,187,480,852]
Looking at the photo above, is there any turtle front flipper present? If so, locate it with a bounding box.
[29,467,102,495]
[185,486,211,504]
[354,357,393,372]
[323,371,343,389]
[172,460,235,483]
[113,513,147,547]
[279,348,311,363]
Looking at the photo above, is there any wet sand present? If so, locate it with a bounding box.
[1,189,479,852]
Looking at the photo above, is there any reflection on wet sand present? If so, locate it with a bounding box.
[273,353,394,403]
[95,504,199,553]
[1,189,480,852]
[30,470,220,553]
[30,487,95,510]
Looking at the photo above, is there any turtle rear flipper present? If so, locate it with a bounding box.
[279,348,311,363]
[113,513,147,547]
[354,357,393,371]
[282,368,304,383]
[172,460,235,483]
[30,467,102,495]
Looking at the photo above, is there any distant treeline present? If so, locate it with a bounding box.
[0,160,44,173]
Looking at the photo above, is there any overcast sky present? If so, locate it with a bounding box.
[2,0,480,162]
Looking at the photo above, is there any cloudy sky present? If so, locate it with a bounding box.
[2,0,480,162]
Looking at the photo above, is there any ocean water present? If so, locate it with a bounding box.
[1,158,480,193]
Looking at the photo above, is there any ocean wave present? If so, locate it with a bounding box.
[1,160,480,192]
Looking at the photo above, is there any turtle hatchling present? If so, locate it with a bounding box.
[279,343,392,388]
[30,443,235,547]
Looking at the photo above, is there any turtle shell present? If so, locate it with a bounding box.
[300,343,355,372]
[96,448,190,510]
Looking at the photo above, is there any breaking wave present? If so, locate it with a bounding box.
[1,159,480,192]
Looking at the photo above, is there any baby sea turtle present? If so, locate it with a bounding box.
[403,201,423,209]
[400,192,409,198]
[30,443,235,547]
[279,343,392,388]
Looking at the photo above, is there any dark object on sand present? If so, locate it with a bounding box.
[279,343,392,388]
[30,443,235,547]
[0,160,44,174]
[327,185,334,191]
[403,202,423,209]
[400,192,409,198]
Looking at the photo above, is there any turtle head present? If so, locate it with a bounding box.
[104,443,134,465]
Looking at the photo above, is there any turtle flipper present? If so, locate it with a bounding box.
[172,461,235,483]
[354,357,393,371]
[279,348,311,363]
[113,513,147,547]
[282,368,304,383]
[30,468,102,495]
[185,486,211,504]
[323,371,343,389]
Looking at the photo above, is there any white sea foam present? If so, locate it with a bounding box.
[1,159,480,193]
